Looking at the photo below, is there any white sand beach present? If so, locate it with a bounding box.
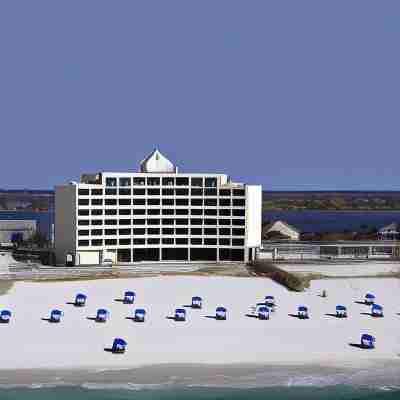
[0,276,399,371]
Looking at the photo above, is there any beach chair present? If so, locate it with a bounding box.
[111,338,127,354]
[123,291,135,304]
[257,305,270,320]
[365,293,375,305]
[191,296,202,309]
[335,305,347,318]
[135,308,146,322]
[0,310,12,323]
[96,308,109,322]
[360,334,375,349]
[297,306,309,319]
[175,308,186,321]
[50,309,63,323]
[265,295,275,306]
[371,304,383,318]
[75,293,87,307]
[216,306,227,320]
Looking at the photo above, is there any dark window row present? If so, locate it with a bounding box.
[77,218,245,226]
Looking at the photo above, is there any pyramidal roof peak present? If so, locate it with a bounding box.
[139,149,178,173]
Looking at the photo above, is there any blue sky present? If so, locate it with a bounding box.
[0,1,399,190]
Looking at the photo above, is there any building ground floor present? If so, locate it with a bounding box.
[65,246,257,266]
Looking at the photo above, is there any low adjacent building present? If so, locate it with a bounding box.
[378,222,400,240]
[0,220,36,244]
[263,220,300,241]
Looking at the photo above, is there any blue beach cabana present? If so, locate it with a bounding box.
[371,304,384,317]
[257,305,270,320]
[175,308,186,321]
[75,293,87,307]
[265,295,275,306]
[123,291,135,304]
[50,309,63,323]
[96,308,109,322]
[191,296,202,309]
[336,305,347,318]
[216,306,227,320]
[0,310,12,323]
[135,308,146,322]
[297,306,309,319]
[111,338,127,353]
[365,293,375,305]
[361,334,375,349]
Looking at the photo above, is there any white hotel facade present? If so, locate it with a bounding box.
[55,150,262,266]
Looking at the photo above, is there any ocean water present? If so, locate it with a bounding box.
[0,386,399,400]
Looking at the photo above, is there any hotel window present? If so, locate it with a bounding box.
[191,209,202,216]
[119,177,131,187]
[78,220,89,226]
[148,209,160,215]
[78,240,89,246]
[147,219,160,225]
[191,219,202,225]
[132,219,145,225]
[219,198,231,207]
[91,189,103,196]
[119,229,131,235]
[119,219,131,226]
[205,178,217,187]
[162,188,174,196]
[147,198,160,206]
[119,209,131,215]
[219,219,231,226]
[105,188,117,195]
[133,189,145,196]
[78,189,89,196]
[176,219,188,225]
[233,199,245,207]
[219,209,231,216]
[133,228,145,235]
[119,188,131,196]
[78,199,89,206]
[162,238,174,244]
[219,228,231,236]
[78,209,89,216]
[191,188,202,196]
[219,189,231,196]
[105,229,117,235]
[176,198,188,206]
[147,228,160,235]
[176,209,188,215]
[162,228,174,235]
[191,199,202,206]
[133,238,145,245]
[162,177,174,186]
[204,238,217,245]
[105,219,117,225]
[204,219,217,225]
[92,209,103,215]
[219,238,230,246]
[91,239,103,246]
[133,209,145,215]
[134,199,146,205]
[162,209,174,215]
[162,198,174,206]
[119,238,131,245]
[191,177,203,187]
[105,239,117,245]
[176,177,189,186]
[204,199,217,206]
[204,188,217,196]
[147,177,160,186]
[232,239,245,246]
[133,177,145,186]
[233,189,245,197]
[78,230,89,236]
[191,238,202,245]
[175,188,189,196]
[162,219,174,225]
[92,219,102,226]
[148,238,160,245]
[105,177,117,187]
[105,199,117,206]
[119,198,131,206]
[190,228,202,235]
[176,238,188,245]
[148,188,160,196]
[105,209,117,216]
[204,228,217,235]
[176,228,188,235]
[232,219,245,226]
[91,198,103,206]
[91,229,103,236]
[232,228,245,236]
[233,209,245,217]
[204,209,217,216]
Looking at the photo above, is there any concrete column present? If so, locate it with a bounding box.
[337,246,342,258]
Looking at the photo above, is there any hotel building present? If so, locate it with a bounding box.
[55,149,261,265]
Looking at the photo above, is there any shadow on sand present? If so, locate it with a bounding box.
[349,343,372,350]
[354,301,368,305]
[245,314,259,319]
[204,315,217,319]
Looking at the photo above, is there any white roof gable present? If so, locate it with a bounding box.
[139,149,177,173]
